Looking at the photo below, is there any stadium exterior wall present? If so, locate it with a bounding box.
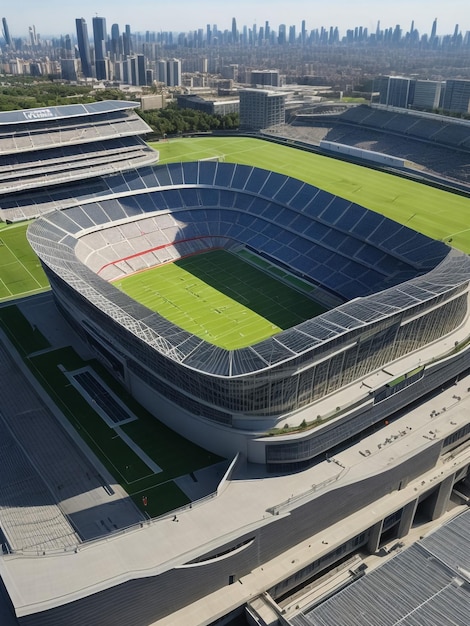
[44,253,470,468]
[16,443,442,626]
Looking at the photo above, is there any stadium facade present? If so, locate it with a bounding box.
[27,161,470,469]
[1,106,470,625]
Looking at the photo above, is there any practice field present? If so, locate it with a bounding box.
[0,222,49,301]
[0,304,224,518]
[114,249,326,349]
[150,137,470,253]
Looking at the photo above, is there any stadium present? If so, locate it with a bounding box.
[0,102,470,626]
[27,160,470,467]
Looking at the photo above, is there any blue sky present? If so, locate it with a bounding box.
[3,0,469,38]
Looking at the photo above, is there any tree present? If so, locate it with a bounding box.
[138,106,239,136]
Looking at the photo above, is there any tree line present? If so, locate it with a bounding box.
[138,105,239,137]
[0,81,95,111]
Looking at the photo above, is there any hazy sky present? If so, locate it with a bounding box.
[3,0,469,38]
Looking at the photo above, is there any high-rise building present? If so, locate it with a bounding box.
[136,54,146,86]
[239,88,286,130]
[442,79,470,114]
[64,34,72,58]
[377,76,416,108]
[221,64,238,81]
[28,25,38,47]
[430,17,438,41]
[166,58,181,87]
[156,60,167,85]
[412,80,444,110]
[61,58,79,81]
[110,23,120,57]
[231,17,237,43]
[124,24,132,55]
[2,17,13,48]
[250,69,281,87]
[75,18,93,78]
[92,16,108,80]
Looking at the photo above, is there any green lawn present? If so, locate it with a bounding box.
[114,249,325,349]
[151,137,470,253]
[0,305,222,518]
[25,343,221,517]
[0,304,50,354]
[0,222,49,300]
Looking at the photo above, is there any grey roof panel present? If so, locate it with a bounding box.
[0,100,139,126]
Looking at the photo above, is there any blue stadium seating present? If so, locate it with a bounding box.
[167,163,184,186]
[138,167,159,189]
[118,195,146,216]
[287,184,314,211]
[81,203,111,227]
[153,165,173,188]
[214,162,236,187]
[99,199,128,222]
[182,161,199,184]
[273,178,305,205]
[198,161,217,186]
[122,170,145,191]
[218,190,238,208]
[231,165,253,190]
[245,168,271,193]
[198,188,220,207]
[179,188,200,207]
[259,171,289,198]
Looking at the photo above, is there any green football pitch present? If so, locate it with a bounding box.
[151,136,470,253]
[114,249,325,349]
[0,222,49,300]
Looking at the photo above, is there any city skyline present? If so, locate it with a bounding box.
[2,0,469,39]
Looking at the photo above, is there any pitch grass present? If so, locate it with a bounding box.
[0,222,49,301]
[114,250,326,349]
[150,136,470,253]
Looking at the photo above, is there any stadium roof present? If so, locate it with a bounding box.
[28,162,470,378]
[292,509,470,626]
[0,100,140,126]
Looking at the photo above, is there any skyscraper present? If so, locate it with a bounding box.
[75,18,93,78]
[443,79,470,114]
[377,75,416,108]
[430,18,438,42]
[124,24,132,56]
[2,17,13,49]
[166,58,181,87]
[239,88,286,130]
[231,17,237,43]
[110,23,120,57]
[28,25,38,47]
[92,16,107,80]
